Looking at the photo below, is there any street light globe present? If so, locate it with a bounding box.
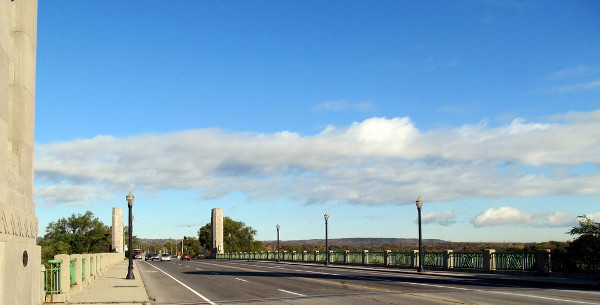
[126,192,134,206]
[276,224,280,230]
[324,213,329,221]
[415,196,423,210]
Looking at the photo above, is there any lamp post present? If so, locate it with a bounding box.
[247,234,251,261]
[276,224,280,263]
[416,196,423,272]
[126,192,135,279]
[324,213,329,266]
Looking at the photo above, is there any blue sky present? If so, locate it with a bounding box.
[34,1,600,243]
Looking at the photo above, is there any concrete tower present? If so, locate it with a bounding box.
[211,208,223,255]
[112,207,124,254]
[0,1,41,304]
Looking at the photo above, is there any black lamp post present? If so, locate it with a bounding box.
[126,192,135,279]
[276,224,280,263]
[324,213,329,266]
[247,234,251,261]
[416,196,423,272]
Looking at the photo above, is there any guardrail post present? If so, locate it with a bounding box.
[362,250,369,265]
[344,250,349,264]
[411,250,418,269]
[54,254,70,294]
[302,251,307,262]
[536,249,550,275]
[292,251,296,261]
[71,254,83,290]
[384,250,391,266]
[483,249,496,273]
[314,251,319,263]
[443,250,453,270]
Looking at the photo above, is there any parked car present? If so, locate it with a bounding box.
[151,253,160,261]
[181,254,191,260]
[145,253,153,261]
[161,254,171,261]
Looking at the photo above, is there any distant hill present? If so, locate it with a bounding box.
[274,238,446,244]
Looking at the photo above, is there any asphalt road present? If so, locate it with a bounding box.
[137,259,600,305]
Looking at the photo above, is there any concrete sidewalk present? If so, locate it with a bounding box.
[66,260,151,305]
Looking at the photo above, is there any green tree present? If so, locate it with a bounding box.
[568,215,600,252]
[39,211,112,263]
[197,217,262,253]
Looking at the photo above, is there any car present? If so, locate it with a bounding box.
[145,253,153,261]
[181,254,191,260]
[151,253,160,261]
[161,254,171,261]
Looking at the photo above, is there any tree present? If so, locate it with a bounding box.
[197,217,262,253]
[568,215,600,252]
[39,211,112,263]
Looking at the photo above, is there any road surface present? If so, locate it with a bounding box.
[137,259,600,304]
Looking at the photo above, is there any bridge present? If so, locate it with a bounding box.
[43,255,600,304]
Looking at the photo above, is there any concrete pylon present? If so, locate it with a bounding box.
[112,208,124,254]
[0,1,41,304]
[211,208,223,256]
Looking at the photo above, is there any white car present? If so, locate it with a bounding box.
[160,254,171,261]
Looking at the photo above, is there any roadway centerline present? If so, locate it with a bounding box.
[234,277,249,282]
[145,262,217,305]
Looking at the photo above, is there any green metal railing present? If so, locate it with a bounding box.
[423,252,444,267]
[494,252,536,271]
[69,259,76,286]
[316,252,326,263]
[81,258,86,279]
[45,259,62,295]
[347,252,362,264]
[453,252,484,269]
[550,252,600,274]
[389,252,411,266]
[328,252,343,263]
[368,252,385,265]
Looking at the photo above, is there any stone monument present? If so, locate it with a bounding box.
[211,208,223,255]
[112,207,124,254]
[0,1,41,304]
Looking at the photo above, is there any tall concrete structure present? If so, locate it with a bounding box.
[112,207,124,254]
[211,208,223,255]
[0,1,41,304]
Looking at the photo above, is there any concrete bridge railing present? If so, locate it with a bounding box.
[42,252,123,303]
[218,249,600,277]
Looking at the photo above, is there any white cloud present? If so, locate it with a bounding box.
[472,207,575,228]
[422,210,456,226]
[552,79,600,93]
[34,110,600,207]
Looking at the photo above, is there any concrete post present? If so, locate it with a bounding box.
[537,249,550,275]
[292,251,296,261]
[385,250,391,266]
[112,208,124,254]
[72,254,83,290]
[362,250,369,265]
[54,254,70,294]
[411,250,419,269]
[483,249,496,273]
[444,250,453,270]
[211,208,224,255]
[344,250,349,264]
[314,251,319,263]
[302,251,307,262]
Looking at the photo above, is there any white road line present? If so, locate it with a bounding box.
[196,268,202,271]
[234,277,249,282]
[146,262,216,305]
[278,289,305,297]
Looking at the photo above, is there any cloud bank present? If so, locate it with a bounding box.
[35,110,600,209]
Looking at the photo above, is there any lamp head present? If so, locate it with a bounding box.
[415,196,423,210]
[276,224,280,230]
[126,192,134,207]
[324,213,329,221]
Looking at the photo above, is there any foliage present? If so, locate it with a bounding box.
[197,216,263,253]
[39,211,112,264]
[568,215,600,252]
